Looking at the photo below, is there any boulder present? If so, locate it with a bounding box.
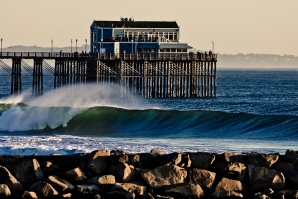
[62,167,87,182]
[0,184,11,198]
[87,150,110,174]
[273,190,298,199]
[248,164,285,192]
[156,153,182,167]
[189,152,215,169]
[0,165,23,192]
[285,149,298,165]
[46,175,75,193]
[108,162,137,182]
[27,181,58,198]
[247,153,279,168]
[150,149,166,155]
[223,152,245,163]
[104,190,134,199]
[62,193,72,199]
[165,183,204,198]
[21,191,38,199]
[90,175,116,190]
[274,161,298,187]
[154,195,174,199]
[55,155,80,170]
[76,184,102,195]
[211,177,243,198]
[111,182,147,196]
[40,161,60,176]
[11,159,44,183]
[139,153,157,169]
[189,168,216,189]
[140,165,187,189]
[214,162,247,181]
[142,192,154,199]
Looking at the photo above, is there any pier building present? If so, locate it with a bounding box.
[91,18,191,55]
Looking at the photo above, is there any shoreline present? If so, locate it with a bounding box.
[0,149,298,199]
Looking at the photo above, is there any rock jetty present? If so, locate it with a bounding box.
[1,149,298,198]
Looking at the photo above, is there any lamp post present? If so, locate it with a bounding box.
[212,40,214,54]
[0,38,2,56]
[71,39,73,53]
[76,39,78,52]
[51,39,53,55]
[85,39,87,52]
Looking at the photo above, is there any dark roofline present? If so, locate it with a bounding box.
[94,20,179,29]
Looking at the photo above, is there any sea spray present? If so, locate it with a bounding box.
[0,83,152,132]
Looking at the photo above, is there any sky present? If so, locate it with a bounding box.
[1,0,298,56]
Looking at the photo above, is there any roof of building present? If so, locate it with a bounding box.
[94,20,179,29]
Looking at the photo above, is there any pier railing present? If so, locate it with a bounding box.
[0,52,217,61]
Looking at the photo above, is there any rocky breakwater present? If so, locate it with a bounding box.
[1,149,298,199]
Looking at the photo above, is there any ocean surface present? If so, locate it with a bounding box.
[0,69,298,155]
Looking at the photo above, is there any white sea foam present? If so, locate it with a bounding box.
[0,135,295,155]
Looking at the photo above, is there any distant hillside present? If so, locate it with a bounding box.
[1,46,298,68]
[2,45,89,53]
[218,53,298,68]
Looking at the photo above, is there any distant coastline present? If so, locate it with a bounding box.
[1,45,298,69]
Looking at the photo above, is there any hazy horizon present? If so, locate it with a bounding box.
[1,0,298,57]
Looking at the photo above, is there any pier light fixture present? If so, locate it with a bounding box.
[71,39,73,53]
[212,40,214,54]
[76,39,78,52]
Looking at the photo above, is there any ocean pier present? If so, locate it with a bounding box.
[0,52,217,98]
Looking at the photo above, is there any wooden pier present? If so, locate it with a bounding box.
[0,52,217,98]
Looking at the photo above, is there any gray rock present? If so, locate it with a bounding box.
[0,184,11,197]
[285,149,298,165]
[40,161,60,176]
[165,183,204,198]
[189,168,216,189]
[62,193,72,199]
[248,164,285,192]
[140,165,187,189]
[142,192,154,199]
[87,150,110,174]
[27,181,59,198]
[21,191,38,199]
[247,153,279,168]
[150,149,166,155]
[12,159,44,183]
[156,153,182,167]
[46,175,75,193]
[111,182,147,195]
[104,190,134,199]
[90,175,116,190]
[274,161,298,187]
[76,184,102,195]
[211,177,243,198]
[224,152,245,163]
[62,167,87,182]
[108,162,137,183]
[189,152,215,169]
[154,195,174,199]
[0,165,23,192]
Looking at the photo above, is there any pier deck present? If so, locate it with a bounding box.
[0,52,217,98]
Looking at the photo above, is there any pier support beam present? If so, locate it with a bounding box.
[11,59,22,94]
[86,60,98,82]
[32,59,43,95]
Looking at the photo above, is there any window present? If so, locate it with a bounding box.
[91,32,97,43]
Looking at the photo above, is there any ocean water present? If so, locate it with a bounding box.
[0,69,298,155]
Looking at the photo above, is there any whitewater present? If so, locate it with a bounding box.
[0,69,298,155]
